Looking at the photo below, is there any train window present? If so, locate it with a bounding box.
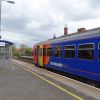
[64,45,75,58]
[79,44,93,49]
[39,48,42,56]
[35,49,37,55]
[47,48,53,56]
[43,48,46,56]
[78,43,94,60]
[54,46,62,57]
[34,49,36,55]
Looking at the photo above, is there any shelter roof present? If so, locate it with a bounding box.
[0,40,13,45]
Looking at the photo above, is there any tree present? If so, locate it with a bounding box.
[12,44,20,58]
[19,44,27,55]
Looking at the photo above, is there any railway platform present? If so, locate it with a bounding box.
[12,59,100,100]
[0,59,99,100]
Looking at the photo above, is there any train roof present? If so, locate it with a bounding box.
[35,27,100,46]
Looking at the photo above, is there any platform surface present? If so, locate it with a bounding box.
[0,59,97,100]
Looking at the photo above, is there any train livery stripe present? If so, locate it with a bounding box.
[62,66,100,76]
[14,62,84,100]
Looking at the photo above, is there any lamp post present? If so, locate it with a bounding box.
[0,0,15,39]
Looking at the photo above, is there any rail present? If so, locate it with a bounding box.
[19,56,34,63]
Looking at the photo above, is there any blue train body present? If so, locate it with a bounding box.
[46,37,100,82]
[34,28,100,82]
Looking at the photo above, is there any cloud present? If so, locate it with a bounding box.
[88,0,100,8]
[48,0,98,21]
[1,0,100,47]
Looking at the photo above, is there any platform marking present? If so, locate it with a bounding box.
[13,62,84,100]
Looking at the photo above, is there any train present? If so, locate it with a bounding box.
[33,27,100,83]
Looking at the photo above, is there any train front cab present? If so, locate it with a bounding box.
[33,46,38,65]
[38,45,43,67]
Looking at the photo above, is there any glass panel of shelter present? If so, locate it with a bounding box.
[0,46,5,59]
[0,43,10,59]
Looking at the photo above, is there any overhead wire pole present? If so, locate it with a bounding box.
[0,0,15,60]
[0,0,15,39]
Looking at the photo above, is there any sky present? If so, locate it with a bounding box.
[1,0,100,47]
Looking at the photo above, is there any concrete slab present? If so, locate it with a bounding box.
[0,59,12,69]
[0,62,79,100]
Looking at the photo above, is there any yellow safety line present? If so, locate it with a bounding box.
[13,62,84,100]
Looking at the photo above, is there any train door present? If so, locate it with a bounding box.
[33,46,38,65]
[43,44,51,66]
[33,47,35,63]
[38,45,43,66]
[43,45,47,66]
[37,46,39,65]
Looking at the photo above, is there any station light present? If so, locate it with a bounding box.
[6,1,15,4]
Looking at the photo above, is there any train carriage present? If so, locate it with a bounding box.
[33,27,100,82]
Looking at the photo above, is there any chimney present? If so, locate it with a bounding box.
[77,28,86,33]
[64,24,68,35]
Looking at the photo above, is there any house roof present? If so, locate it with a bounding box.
[35,27,100,46]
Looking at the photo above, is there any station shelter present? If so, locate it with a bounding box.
[0,40,13,68]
